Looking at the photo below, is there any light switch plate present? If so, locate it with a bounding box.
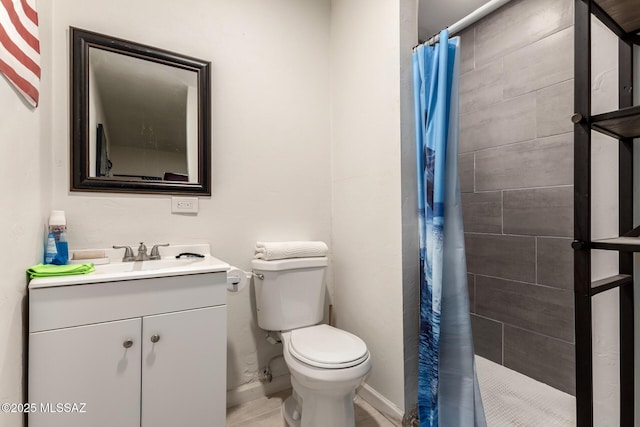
[171,197,199,214]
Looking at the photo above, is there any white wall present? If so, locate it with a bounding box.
[330,0,406,412]
[45,0,332,397]
[0,2,51,426]
[0,93,45,426]
[400,0,420,418]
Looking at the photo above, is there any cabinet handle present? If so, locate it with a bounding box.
[123,339,134,348]
[150,334,161,343]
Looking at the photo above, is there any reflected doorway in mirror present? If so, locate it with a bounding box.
[95,123,112,177]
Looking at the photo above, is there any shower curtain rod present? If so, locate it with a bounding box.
[416,0,512,48]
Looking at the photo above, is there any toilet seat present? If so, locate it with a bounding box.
[288,324,369,369]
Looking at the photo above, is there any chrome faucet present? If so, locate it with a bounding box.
[113,243,170,262]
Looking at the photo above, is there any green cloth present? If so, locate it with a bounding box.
[27,263,95,279]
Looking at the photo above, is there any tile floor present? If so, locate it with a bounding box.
[226,389,396,426]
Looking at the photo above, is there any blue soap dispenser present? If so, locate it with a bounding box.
[44,210,69,265]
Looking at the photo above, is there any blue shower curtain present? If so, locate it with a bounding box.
[412,30,486,427]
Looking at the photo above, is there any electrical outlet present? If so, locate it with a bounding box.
[171,197,199,214]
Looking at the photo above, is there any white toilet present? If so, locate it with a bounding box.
[251,257,371,427]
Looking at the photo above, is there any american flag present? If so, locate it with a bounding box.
[0,0,40,108]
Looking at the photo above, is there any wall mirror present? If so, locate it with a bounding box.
[71,27,211,195]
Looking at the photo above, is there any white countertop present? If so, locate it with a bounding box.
[29,244,230,289]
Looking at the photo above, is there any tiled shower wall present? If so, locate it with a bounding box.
[458,0,575,394]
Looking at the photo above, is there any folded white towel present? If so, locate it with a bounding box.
[254,241,329,261]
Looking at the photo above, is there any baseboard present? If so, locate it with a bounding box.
[226,374,291,408]
[358,382,404,426]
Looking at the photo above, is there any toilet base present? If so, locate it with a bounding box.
[282,393,357,427]
[281,376,357,427]
[282,396,300,427]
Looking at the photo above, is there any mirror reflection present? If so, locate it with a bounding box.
[71,27,211,195]
[89,48,198,183]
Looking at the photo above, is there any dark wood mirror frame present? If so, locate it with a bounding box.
[70,27,211,195]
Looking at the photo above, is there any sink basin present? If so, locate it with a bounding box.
[94,258,200,274]
[29,244,229,289]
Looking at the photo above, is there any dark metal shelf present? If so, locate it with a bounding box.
[591,274,633,296]
[591,236,640,252]
[575,1,636,425]
[591,105,640,139]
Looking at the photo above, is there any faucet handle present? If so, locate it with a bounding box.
[150,243,170,260]
[113,245,135,262]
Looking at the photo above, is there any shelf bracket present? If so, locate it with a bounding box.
[571,240,588,250]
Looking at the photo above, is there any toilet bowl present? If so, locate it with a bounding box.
[279,325,371,427]
[251,256,372,427]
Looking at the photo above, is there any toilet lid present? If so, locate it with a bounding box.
[289,324,369,369]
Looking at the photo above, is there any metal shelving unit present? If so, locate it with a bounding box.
[574,0,639,425]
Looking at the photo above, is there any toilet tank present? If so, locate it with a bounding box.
[251,257,328,331]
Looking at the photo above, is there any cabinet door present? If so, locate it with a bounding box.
[29,318,142,427]
[141,306,226,427]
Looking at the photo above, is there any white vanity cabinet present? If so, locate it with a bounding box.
[140,306,225,427]
[29,317,142,426]
[28,271,227,427]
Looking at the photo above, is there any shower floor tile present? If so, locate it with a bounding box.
[477,356,576,426]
